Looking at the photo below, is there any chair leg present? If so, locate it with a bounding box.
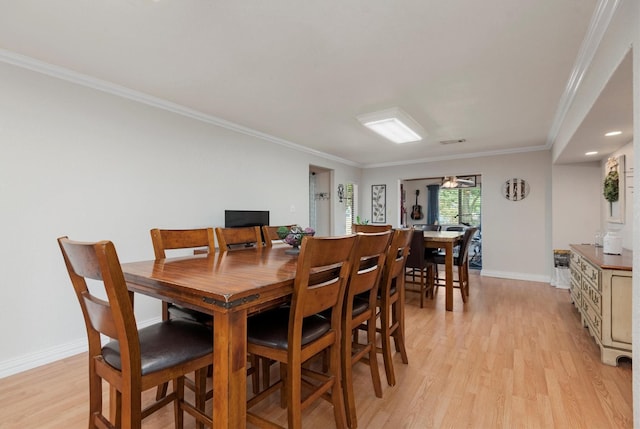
[458,264,467,303]
[156,382,169,400]
[464,261,470,297]
[113,389,122,427]
[262,357,276,390]
[285,359,303,429]
[380,300,395,386]
[391,298,409,365]
[367,320,383,398]
[194,368,207,429]
[280,362,288,409]
[89,369,103,426]
[329,341,348,429]
[120,386,141,429]
[248,354,260,394]
[173,377,185,429]
[342,328,357,429]
[419,268,424,308]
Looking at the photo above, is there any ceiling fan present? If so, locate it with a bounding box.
[441,176,476,188]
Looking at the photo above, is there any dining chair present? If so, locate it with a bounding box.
[353,224,392,233]
[150,228,216,413]
[421,224,442,231]
[151,227,262,419]
[363,228,412,387]
[404,229,436,308]
[432,227,478,301]
[446,225,465,231]
[342,231,391,428]
[261,224,295,247]
[215,226,264,250]
[150,228,215,324]
[245,234,357,429]
[57,237,212,429]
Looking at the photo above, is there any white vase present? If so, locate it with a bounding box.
[603,231,622,255]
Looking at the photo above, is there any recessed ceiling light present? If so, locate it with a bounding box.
[585,151,598,156]
[605,131,622,137]
[357,107,424,144]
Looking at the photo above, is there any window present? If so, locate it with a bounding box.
[345,183,356,234]
[438,187,481,227]
[439,184,482,269]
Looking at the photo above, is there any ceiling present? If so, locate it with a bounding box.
[0,0,631,167]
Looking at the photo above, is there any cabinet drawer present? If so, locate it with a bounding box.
[584,285,602,315]
[581,260,600,291]
[571,286,581,307]
[570,251,581,265]
[570,277,579,293]
[582,299,602,339]
[570,267,581,284]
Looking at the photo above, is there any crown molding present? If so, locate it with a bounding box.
[0,49,361,168]
[1,32,605,171]
[545,0,621,148]
[362,144,549,169]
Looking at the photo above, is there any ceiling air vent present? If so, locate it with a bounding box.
[439,139,467,145]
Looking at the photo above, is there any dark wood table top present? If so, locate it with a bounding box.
[122,245,299,312]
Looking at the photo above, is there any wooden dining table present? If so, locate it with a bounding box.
[121,245,299,429]
[423,230,465,311]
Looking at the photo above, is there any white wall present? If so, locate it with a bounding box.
[0,61,361,376]
[552,162,601,250]
[361,150,552,282]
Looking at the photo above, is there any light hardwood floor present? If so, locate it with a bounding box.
[0,274,632,428]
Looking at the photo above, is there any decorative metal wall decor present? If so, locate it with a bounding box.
[371,184,386,223]
[502,178,530,201]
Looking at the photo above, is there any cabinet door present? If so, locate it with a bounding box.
[610,274,632,344]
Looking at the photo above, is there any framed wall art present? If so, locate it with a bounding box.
[371,184,386,223]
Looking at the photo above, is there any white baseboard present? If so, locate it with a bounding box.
[480,269,551,284]
[0,338,87,379]
[0,316,161,379]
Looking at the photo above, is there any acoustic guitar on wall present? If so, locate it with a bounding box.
[411,190,424,220]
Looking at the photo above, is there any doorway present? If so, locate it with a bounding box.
[402,175,482,269]
[309,165,332,236]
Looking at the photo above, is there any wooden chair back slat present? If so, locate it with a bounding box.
[291,235,356,321]
[349,232,392,296]
[261,225,295,247]
[82,293,119,339]
[353,224,392,233]
[215,226,264,250]
[150,228,215,259]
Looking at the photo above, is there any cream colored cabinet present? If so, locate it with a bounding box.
[569,245,632,366]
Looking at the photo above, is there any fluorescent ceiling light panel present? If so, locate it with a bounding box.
[357,107,424,144]
[605,130,622,136]
[585,151,598,156]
